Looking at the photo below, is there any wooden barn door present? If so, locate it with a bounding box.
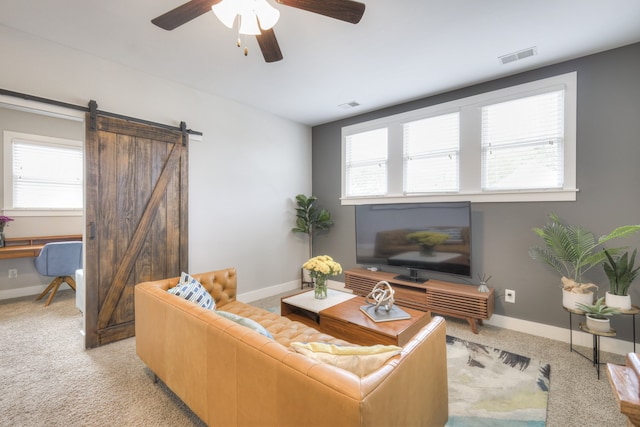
[84,114,188,348]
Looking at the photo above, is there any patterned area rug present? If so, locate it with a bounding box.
[445,335,550,427]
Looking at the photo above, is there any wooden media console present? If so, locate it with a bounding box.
[344,268,494,333]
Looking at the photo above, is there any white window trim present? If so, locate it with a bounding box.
[341,72,578,205]
[3,130,83,217]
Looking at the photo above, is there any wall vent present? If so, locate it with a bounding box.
[499,47,537,65]
[338,101,361,110]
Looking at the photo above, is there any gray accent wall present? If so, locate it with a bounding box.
[311,42,640,342]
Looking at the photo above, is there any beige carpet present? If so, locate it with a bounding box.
[0,289,629,426]
[0,291,204,427]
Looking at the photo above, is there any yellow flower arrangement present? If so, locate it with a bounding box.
[303,255,342,279]
[302,255,342,299]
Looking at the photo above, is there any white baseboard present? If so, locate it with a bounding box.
[237,278,348,303]
[0,283,71,300]
[486,313,635,356]
[237,280,301,303]
[0,283,72,301]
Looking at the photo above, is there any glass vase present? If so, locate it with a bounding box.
[314,276,328,300]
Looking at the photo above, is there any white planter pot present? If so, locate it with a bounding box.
[585,315,611,333]
[605,292,632,310]
[562,289,594,311]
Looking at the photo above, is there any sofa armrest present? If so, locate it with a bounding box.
[136,267,238,307]
[261,316,448,427]
[135,281,213,421]
[360,316,449,426]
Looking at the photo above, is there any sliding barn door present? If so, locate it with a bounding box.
[84,114,188,348]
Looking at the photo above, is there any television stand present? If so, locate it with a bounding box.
[345,268,494,334]
[393,274,428,283]
[393,267,427,283]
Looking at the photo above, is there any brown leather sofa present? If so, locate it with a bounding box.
[135,267,449,426]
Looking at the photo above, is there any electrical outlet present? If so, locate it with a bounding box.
[505,289,515,303]
[8,269,17,279]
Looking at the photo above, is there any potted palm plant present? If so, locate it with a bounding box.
[576,297,620,333]
[603,248,640,310]
[529,213,640,310]
[292,194,334,286]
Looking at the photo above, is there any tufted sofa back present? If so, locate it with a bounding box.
[150,268,238,308]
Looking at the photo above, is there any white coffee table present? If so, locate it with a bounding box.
[281,289,356,325]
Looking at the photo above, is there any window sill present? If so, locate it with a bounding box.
[2,208,83,217]
[340,189,578,205]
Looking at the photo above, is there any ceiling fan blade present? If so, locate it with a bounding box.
[256,28,284,63]
[152,0,222,31]
[276,0,365,24]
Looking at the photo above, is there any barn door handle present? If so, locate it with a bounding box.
[89,222,96,240]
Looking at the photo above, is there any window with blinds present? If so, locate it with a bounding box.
[481,90,564,191]
[340,72,576,204]
[403,112,460,193]
[9,135,83,210]
[345,128,388,197]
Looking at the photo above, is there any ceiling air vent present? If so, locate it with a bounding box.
[499,47,537,65]
[338,101,361,110]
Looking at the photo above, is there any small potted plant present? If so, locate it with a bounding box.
[576,297,620,333]
[0,215,14,248]
[603,248,640,310]
[529,213,640,310]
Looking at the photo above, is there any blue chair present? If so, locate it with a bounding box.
[34,241,83,307]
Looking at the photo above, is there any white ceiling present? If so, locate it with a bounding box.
[2,0,640,126]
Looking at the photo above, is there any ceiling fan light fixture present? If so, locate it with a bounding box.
[212,0,280,34]
[153,0,366,63]
[239,11,261,35]
[254,0,280,30]
[212,0,238,28]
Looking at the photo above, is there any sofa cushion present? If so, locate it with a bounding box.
[167,272,215,310]
[215,310,273,339]
[290,342,402,377]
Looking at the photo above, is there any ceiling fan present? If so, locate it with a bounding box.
[151,0,366,63]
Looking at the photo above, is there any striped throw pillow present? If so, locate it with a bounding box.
[168,272,215,310]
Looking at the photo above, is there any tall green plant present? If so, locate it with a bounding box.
[529,213,640,291]
[292,194,333,258]
[603,249,640,296]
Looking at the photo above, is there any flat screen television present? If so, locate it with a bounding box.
[355,202,472,281]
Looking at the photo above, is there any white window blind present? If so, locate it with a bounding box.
[345,128,388,197]
[481,90,565,191]
[403,112,460,193]
[12,139,83,209]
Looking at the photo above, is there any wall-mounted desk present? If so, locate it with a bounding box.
[0,235,83,260]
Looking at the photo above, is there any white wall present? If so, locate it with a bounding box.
[0,25,311,299]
